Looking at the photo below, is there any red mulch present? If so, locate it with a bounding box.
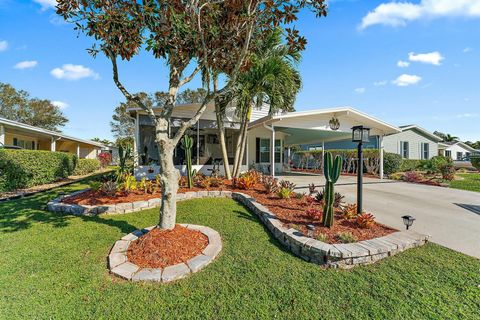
[127,225,209,269]
[63,180,395,244]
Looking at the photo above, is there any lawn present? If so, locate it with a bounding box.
[450,173,480,192]
[0,181,479,319]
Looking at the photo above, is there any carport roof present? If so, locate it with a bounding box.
[248,107,401,145]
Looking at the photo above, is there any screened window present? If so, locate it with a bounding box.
[13,138,35,150]
[457,152,463,160]
[400,141,409,159]
[421,143,429,160]
[259,139,270,163]
[256,138,282,163]
[275,140,282,163]
[445,150,451,158]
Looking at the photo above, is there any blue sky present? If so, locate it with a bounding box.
[1,0,479,141]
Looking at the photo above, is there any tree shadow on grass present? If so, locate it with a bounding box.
[0,182,137,235]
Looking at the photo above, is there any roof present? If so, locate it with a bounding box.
[248,107,401,136]
[0,116,105,148]
[398,124,443,142]
[438,141,477,152]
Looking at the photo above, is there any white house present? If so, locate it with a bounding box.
[438,141,478,161]
[128,104,400,179]
[383,125,442,160]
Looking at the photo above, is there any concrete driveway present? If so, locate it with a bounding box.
[278,173,480,259]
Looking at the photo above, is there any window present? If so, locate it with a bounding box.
[457,152,463,161]
[466,152,471,160]
[421,143,429,160]
[400,141,409,159]
[445,150,451,158]
[13,138,35,150]
[256,138,282,163]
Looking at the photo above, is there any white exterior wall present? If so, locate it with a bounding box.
[247,126,286,174]
[383,129,438,160]
[444,144,473,160]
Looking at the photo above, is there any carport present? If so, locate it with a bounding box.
[248,107,401,178]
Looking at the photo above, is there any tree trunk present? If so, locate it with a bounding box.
[215,104,232,179]
[233,105,251,177]
[155,118,180,230]
[232,112,246,177]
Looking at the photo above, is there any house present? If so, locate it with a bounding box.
[128,104,400,179]
[0,116,104,159]
[438,141,478,161]
[301,124,442,160]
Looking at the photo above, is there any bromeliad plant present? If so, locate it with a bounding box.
[322,152,343,228]
[181,135,197,189]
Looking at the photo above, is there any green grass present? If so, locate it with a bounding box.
[450,173,480,192]
[1,181,479,319]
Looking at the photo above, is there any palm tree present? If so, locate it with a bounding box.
[444,134,459,142]
[221,29,302,177]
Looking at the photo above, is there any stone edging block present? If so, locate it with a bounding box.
[108,224,222,283]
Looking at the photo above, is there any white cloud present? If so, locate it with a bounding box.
[397,60,410,68]
[33,0,56,10]
[14,60,38,70]
[360,0,480,30]
[455,113,478,118]
[51,100,69,110]
[0,40,8,52]
[354,87,366,94]
[392,74,422,86]
[374,80,388,86]
[463,47,473,53]
[408,51,444,65]
[50,64,100,80]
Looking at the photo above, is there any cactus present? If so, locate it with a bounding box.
[116,144,132,181]
[181,135,197,188]
[322,151,343,228]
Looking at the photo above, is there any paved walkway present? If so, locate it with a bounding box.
[278,172,480,259]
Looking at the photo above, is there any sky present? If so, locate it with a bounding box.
[0,0,480,142]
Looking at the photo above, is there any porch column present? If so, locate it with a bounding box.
[51,137,56,152]
[271,125,275,177]
[287,147,291,167]
[379,135,384,180]
[0,125,5,146]
[76,144,81,158]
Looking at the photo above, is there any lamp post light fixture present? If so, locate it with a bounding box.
[402,215,416,230]
[306,224,316,238]
[352,125,371,214]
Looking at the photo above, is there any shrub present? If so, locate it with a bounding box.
[101,181,118,196]
[89,181,102,192]
[403,171,423,183]
[383,153,402,174]
[277,187,293,199]
[470,156,480,171]
[315,233,328,242]
[336,232,358,243]
[357,213,375,228]
[73,159,100,176]
[178,176,188,188]
[315,188,325,203]
[262,176,278,194]
[400,159,422,172]
[122,173,137,193]
[308,183,317,195]
[334,192,345,208]
[235,175,256,190]
[439,161,455,181]
[0,149,77,191]
[97,152,112,168]
[341,204,358,220]
[305,208,322,220]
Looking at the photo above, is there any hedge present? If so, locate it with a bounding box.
[0,149,77,192]
[470,156,480,170]
[73,159,101,176]
[400,159,423,172]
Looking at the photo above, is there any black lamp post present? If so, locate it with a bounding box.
[402,215,416,230]
[352,125,371,214]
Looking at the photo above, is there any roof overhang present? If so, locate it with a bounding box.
[249,107,401,137]
[398,125,443,142]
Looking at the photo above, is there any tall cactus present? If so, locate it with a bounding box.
[323,152,343,228]
[181,135,196,188]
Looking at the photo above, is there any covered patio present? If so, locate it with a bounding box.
[248,107,401,179]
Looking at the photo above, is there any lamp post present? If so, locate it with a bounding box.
[352,125,371,214]
[402,215,416,230]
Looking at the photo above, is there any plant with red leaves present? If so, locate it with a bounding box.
[356,213,375,229]
[97,152,112,168]
[305,208,322,220]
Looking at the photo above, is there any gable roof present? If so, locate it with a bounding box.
[438,141,477,152]
[0,116,105,148]
[397,124,443,142]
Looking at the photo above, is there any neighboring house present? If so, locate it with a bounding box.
[301,124,441,160]
[0,117,104,159]
[383,125,441,160]
[438,141,478,161]
[128,105,400,179]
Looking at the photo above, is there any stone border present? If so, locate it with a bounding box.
[109,224,222,282]
[49,189,429,269]
[47,189,233,215]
